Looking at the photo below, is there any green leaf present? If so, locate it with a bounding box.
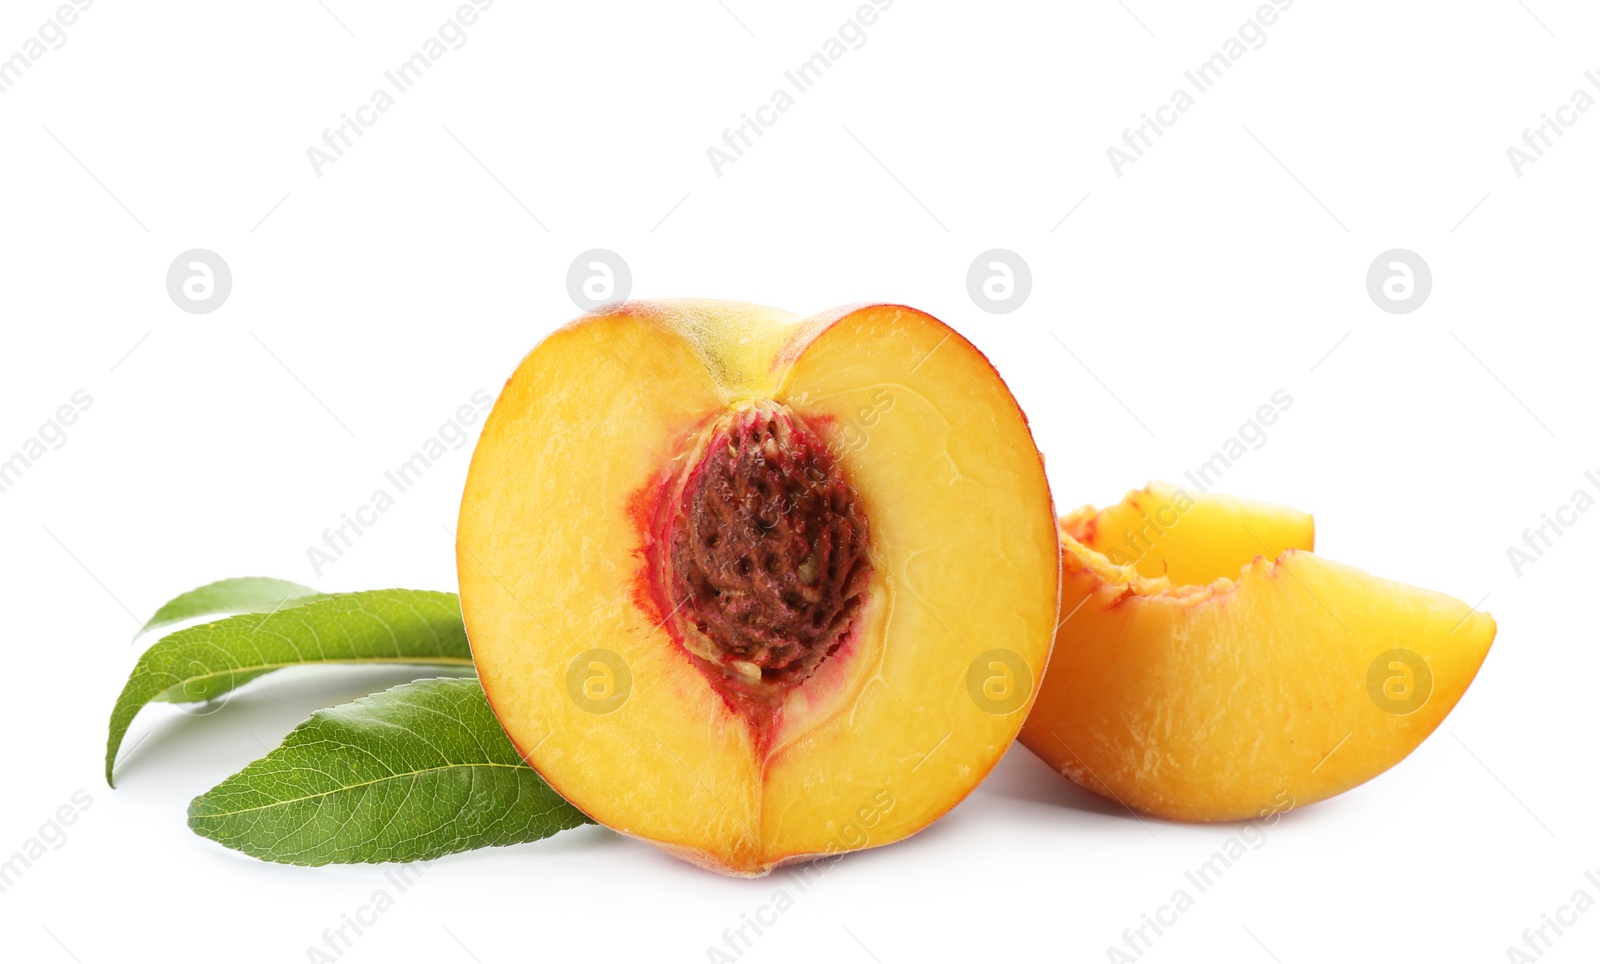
[135,577,325,705]
[106,589,474,786]
[188,678,591,865]
[135,576,322,643]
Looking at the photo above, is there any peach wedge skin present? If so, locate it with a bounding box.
[1019,485,1495,823]
[457,301,1060,875]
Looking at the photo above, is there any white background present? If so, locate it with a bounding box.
[1,1,1595,961]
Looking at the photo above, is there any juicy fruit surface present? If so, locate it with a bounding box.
[1067,481,1313,587]
[1020,484,1495,822]
[458,301,1059,874]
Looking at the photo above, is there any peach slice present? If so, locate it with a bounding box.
[1019,483,1495,822]
[457,301,1059,875]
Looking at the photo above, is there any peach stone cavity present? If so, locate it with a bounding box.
[646,400,872,717]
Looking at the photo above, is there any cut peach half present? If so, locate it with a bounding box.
[457,300,1059,875]
[1019,482,1496,822]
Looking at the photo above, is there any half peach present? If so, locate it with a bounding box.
[457,300,1060,875]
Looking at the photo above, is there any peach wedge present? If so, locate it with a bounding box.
[1019,482,1495,822]
[457,301,1060,875]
